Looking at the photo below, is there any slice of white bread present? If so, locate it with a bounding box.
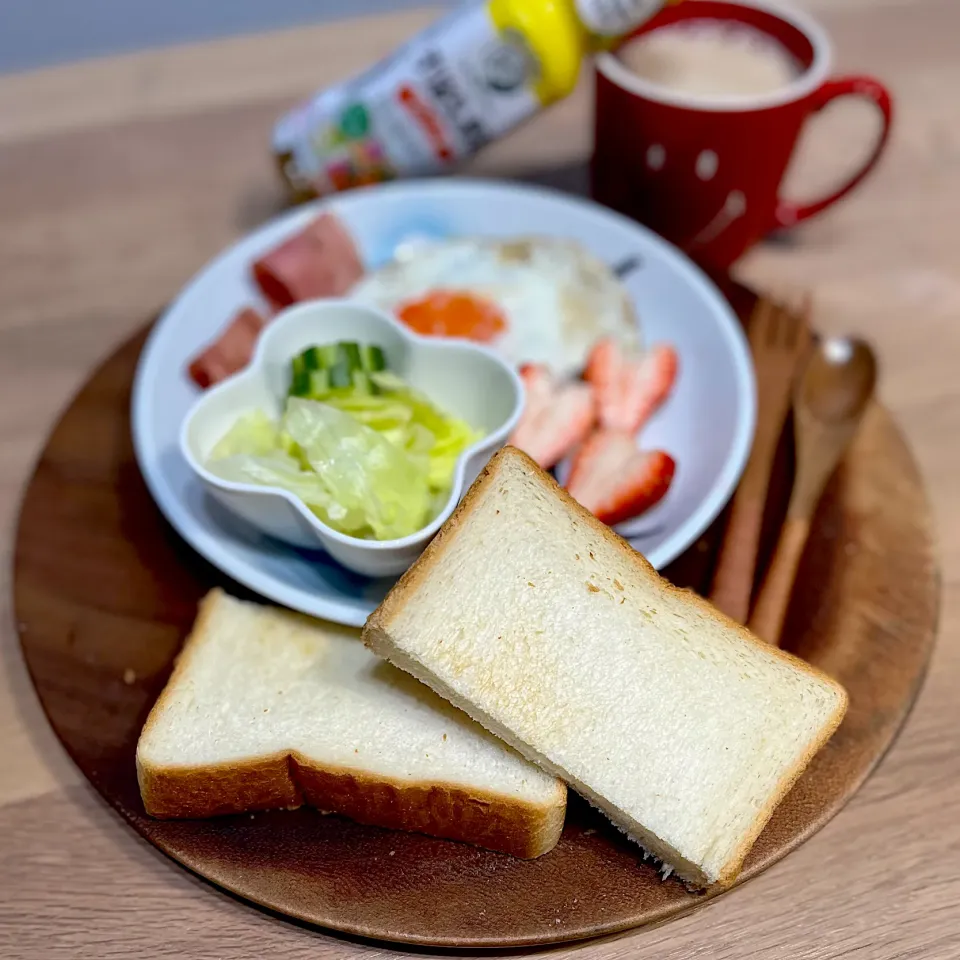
[363,447,849,888]
[136,589,566,858]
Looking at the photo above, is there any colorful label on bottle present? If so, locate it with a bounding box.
[274,2,541,196]
[575,0,669,37]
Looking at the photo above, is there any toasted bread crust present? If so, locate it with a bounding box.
[137,589,566,860]
[137,752,302,818]
[364,446,849,887]
[137,751,566,858]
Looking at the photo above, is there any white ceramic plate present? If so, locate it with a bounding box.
[132,178,755,627]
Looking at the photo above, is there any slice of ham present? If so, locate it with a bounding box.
[251,212,364,309]
[187,307,268,388]
[186,213,366,389]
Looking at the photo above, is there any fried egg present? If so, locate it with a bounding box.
[349,237,640,378]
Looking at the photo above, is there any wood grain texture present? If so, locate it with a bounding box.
[708,296,812,622]
[2,0,960,957]
[10,301,937,946]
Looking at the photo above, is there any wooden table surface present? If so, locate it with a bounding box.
[2,1,959,957]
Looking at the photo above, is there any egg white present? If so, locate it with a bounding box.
[349,237,640,378]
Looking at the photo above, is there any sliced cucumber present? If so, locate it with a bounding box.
[290,354,312,397]
[317,344,340,368]
[304,346,326,370]
[327,360,353,389]
[309,368,331,396]
[289,341,389,398]
[359,343,386,373]
[350,369,383,396]
[339,341,362,371]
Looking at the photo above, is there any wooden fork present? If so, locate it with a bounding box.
[708,294,813,623]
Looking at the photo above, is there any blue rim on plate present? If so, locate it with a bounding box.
[132,177,756,627]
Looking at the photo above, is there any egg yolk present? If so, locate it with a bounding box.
[397,291,507,342]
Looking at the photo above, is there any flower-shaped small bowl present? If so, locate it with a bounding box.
[180,299,524,577]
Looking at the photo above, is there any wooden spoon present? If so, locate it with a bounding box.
[748,337,878,646]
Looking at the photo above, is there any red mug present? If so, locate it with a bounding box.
[591,0,893,271]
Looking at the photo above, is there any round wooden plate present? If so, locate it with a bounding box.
[14,290,939,949]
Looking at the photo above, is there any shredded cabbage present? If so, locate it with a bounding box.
[205,378,482,542]
[206,449,347,525]
[209,409,279,460]
[283,398,431,540]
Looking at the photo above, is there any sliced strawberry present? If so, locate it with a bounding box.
[584,338,678,434]
[509,364,596,470]
[566,431,675,526]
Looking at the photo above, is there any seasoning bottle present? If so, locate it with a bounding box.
[274,0,680,199]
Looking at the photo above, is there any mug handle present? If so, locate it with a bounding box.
[773,76,894,228]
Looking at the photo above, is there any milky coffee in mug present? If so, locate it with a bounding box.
[616,20,801,102]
